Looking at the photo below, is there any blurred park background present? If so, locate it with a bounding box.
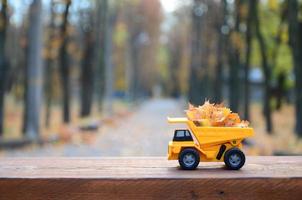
[0,0,302,157]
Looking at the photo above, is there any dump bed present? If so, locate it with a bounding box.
[168,117,254,146]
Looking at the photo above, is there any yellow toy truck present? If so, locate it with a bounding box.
[167,117,254,170]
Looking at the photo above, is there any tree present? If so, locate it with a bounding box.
[125,0,162,100]
[254,0,273,133]
[94,0,108,110]
[80,10,95,117]
[214,0,227,103]
[59,0,72,123]
[188,0,206,105]
[168,38,182,98]
[44,0,56,127]
[227,0,242,113]
[137,0,162,96]
[288,0,302,136]
[24,0,43,140]
[243,0,253,121]
[166,5,191,98]
[270,4,287,111]
[103,0,115,115]
[0,0,8,136]
[126,1,143,100]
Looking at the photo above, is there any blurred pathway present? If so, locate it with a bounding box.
[4,98,185,157]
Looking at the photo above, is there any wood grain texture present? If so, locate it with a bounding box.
[0,156,302,199]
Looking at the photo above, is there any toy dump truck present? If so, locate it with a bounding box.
[167,117,254,170]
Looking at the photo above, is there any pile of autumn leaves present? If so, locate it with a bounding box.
[186,101,249,128]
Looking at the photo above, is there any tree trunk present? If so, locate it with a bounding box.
[243,0,254,121]
[214,0,227,103]
[103,10,117,116]
[288,0,302,137]
[188,0,205,105]
[126,4,145,101]
[125,34,134,100]
[80,30,95,117]
[59,0,71,123]
[129,32,140,100]
[254,0,273,133]
[294,23,302,137]
[275,72,286,110]
[44,57,53,128]
[45,0,55,128]
[94,0,107,111]
[0,0,8,136]
[169,47,181,98]
[271,8,287,111]
[228,0,241,113]
[24,0,43,140]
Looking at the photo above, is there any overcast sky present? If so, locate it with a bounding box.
[160,0,182,13]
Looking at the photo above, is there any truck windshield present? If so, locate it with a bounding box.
[173,130,193,141]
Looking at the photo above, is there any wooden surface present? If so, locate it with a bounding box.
[0,156,302,199]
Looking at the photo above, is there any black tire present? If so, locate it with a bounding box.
[178,148,200,170]
[224,148,245,170]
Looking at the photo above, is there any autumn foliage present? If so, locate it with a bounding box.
[186,101,249,127]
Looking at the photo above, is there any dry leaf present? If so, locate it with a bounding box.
[186,101,249,127]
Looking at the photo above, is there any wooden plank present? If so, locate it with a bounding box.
[0,156,301,179]
[0,157,301,199]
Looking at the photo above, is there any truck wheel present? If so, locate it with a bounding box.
[224,148,245,170]
[179,148,200,170]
